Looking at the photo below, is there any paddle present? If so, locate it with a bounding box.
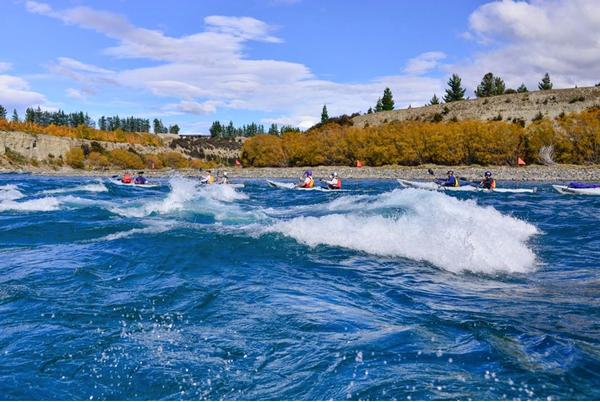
[428,169,482,187]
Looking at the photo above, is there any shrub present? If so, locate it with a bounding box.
[532,112,544,122]
[159,151,189,169]
[241,134,286,167]
[143,154,164,169]
[568,96,585,103]
[87,151,110,169]
[108,148,144,169]
[65,146,85,168]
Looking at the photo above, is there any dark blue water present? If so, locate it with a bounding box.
[0,174,599,400]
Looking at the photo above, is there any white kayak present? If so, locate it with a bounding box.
[266,180,345,191]
[201,182,245,189]
[109,178,162,188]
[553,185,600,195]
[397,179,536,194]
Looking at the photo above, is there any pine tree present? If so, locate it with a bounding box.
[517,83,528,93]
[367,107,373,114]
[374,98,383,112]
[0,105,6,120]
[381,87,394,111]
[11,109,19,123]
[443,74,466,102]
[168,124,180,134]
[209,121,223,137]
[538,73,553,90]
[428,94,440,105]
[268,123,279,135]
[474,72,505,97]
[153,118,163,134]
[321,104,329,123]
[493,77,506,95]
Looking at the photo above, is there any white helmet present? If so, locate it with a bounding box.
[332,171,338,177]
[223,172,228,177]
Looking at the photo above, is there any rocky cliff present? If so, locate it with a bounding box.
[352,86,600,128]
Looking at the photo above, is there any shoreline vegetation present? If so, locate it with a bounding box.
[3,164,600,182]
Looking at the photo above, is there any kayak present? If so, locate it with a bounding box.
[397,179,536,194]
[109,178,162,188]
[201,182,245,189]
[553,185,600,195]
[266,180,345,191]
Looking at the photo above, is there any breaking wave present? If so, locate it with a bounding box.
[266,188,538,274]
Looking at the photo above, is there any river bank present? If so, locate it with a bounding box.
[3,164,600,181]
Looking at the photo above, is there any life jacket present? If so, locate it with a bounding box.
[135,176,146,184]
[332,178,342,189]
[450,176,460,187]
[208,175,215,184]
[304,177,314,188]
[122,173,132,184]
[483,178,496,190]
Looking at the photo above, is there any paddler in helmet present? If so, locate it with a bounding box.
[121,171,133,184]
[200,169,215,184]
[480,171,496,190]
[437,170,460,187]
[296,170,314,188]
[321,171,342,189]
[220,172,229,184]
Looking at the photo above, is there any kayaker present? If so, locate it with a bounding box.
[437,170,460,187]
[296,170,314,188]
[322,172,342,189]
[480,171,496,190]
[134,172,148,185]
[200,170,215,184]
[220,172,229,184]
[121,172,133,184]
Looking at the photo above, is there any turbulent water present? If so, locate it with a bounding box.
[0,174,599,400]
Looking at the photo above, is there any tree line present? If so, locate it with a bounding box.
[0,105,180,135]
[209,120,300,138]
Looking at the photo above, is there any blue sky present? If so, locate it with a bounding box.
[1,0,599,133]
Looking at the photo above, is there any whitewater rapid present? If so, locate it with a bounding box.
[0,177,539,274]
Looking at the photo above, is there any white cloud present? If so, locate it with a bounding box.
[456,0,600,90]
[404,52,446,75]
[0,74,47,107]
[26,1,444,129]
[0,62,12,73]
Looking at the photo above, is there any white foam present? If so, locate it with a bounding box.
[110,176,249,219]
[43,181,108,194]
[0,196,60,212]
[267,189,539,274]
[0,184,25,201]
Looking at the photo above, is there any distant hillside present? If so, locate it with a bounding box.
[353,86,600,128]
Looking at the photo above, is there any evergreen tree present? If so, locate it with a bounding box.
[517,83,528,93]
[367,107,373,114]
[209,121,223,137]
[443,74,466,102]
[475,72,495,97]
[538,73,553,90]
[374,98,383,112]
[381,87,394,110]
[493,77,506,95]
[153,118,164,134]
[428,94,440,105]
[168,124,180,134]
[25,107,35,123]
[321,104,329,123]
[268,123,279,136]
[0,105,7,120]
[11,109,19,123]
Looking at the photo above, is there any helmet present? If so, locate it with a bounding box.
[485,171,492,177]
[447,170,454,175]
[223,172,228,177]
[304,170,312,177]
[332,171,338,177]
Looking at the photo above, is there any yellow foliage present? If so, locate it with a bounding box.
[241,134,286,167]
[107,149,144,169]
[241,109,600,166]
[190,159,217,170]
[143,154,164,169]
[65,146,85,169]
[87,151,110,169]
[159,152,189,169]
[0,120,162,146]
